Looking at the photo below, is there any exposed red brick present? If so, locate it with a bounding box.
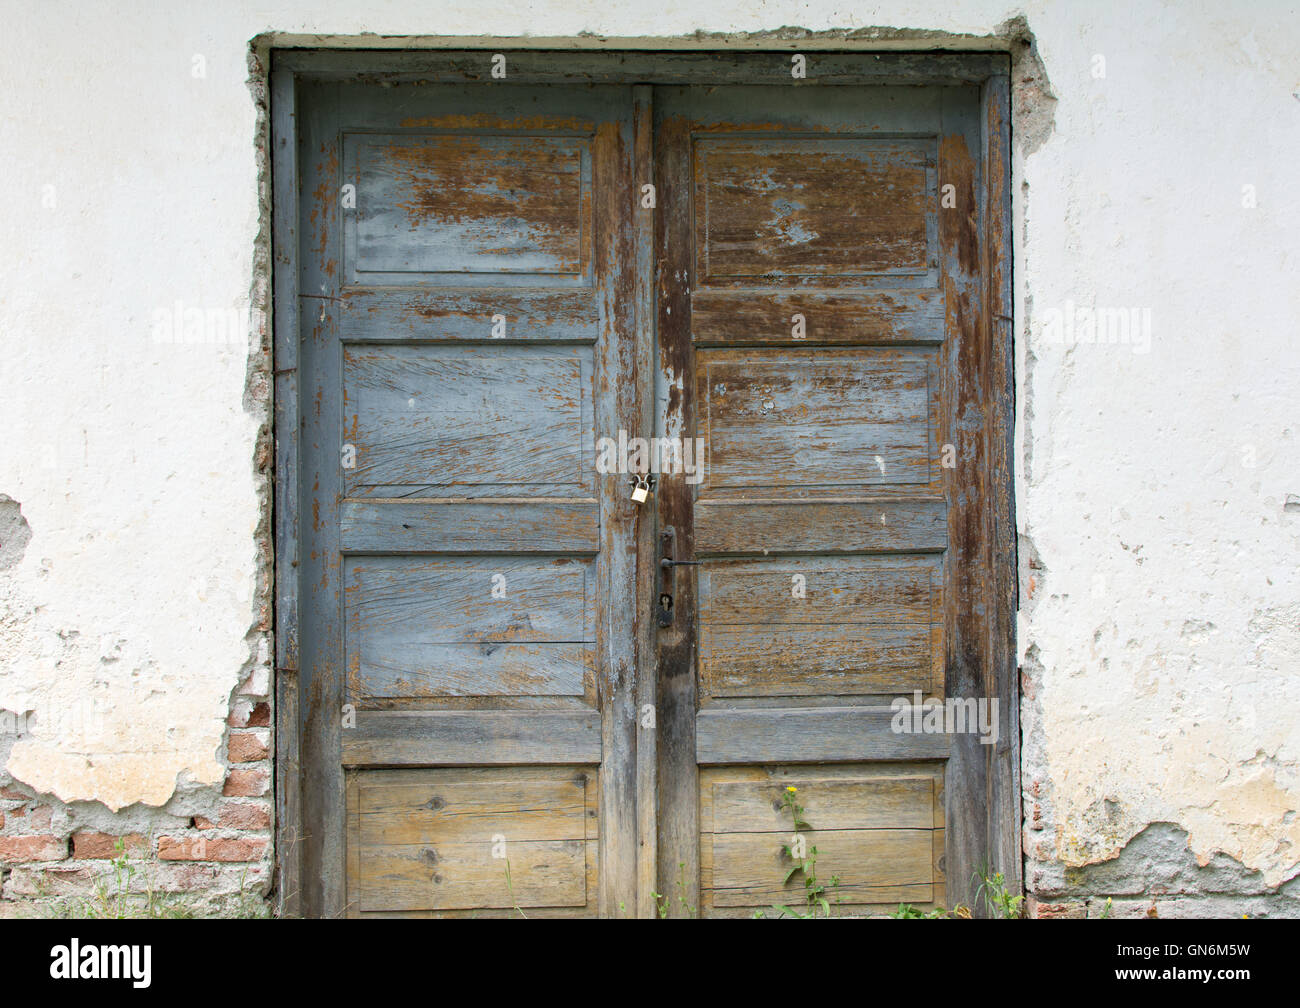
[71,832,148,860]
[0,835,66,862]
[1029,899,1086,919]
[193,816,216,831]
[9,805,52,829]
[227,731,269,764]
[223,768,269,798]
[0,785,29,800]
[158,835,268,862]
[227,701,270,729]
[215,802,271,831]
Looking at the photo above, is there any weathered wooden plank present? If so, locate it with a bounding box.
[339,499,599,554]
[709,776,935,833]
[341,344,593,496]
[339,288,601,343]
[341,711,601,766]
[694,499,948,555]
[709,828,934,907]
[938,84,993,915]
[353,643,593,700]
[345,555,593,699]
[652,106,701,917]
[346,766,601,916]
[592,88,641,919]
[295,78,348,918]
[270,65,303,919]
[698,557,941,698]
[983,71,1021,900]
[694,138,932,280]
[696,706,952,764]
[346,132,591,278]
[700,557,938,625]
[699,624,936,698]
[344,772,361,919]
[359,777,589,846]
[336,82,605,133]
[359,839,590,911]
[274,50,1008,87]
[697,764,946,914]
[631,83,660,918]
[696,350,936,490]
[691,288,945,345]
[345,555,592,642]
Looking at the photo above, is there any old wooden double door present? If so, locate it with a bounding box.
[289,57,1012,918]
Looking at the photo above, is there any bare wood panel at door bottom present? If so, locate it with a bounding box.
[698,765,945,917]
[347,766,600,917]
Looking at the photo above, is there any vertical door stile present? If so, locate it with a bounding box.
[594,86,640,918]
[271,64,303,921]
[297,78,346,918]
[652,97,701,917]
[982,71,1021,897]
[937,84,992,909]
[631,84,660,918]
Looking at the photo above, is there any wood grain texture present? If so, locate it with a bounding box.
[652,108,701,916]
[983,70,1021,899]
[291,82,641,919]
[700,625,938,698]
[697,349,936,491]
[694,499,948,555]
[631,84,660,917]
[937,85,994,914]
[346,133,591,278]
[590,96,642,917]
[296,78,348,917]
[340,288,601,343]
[349,767,598,913]
[694,138,932,280]
[698,766,943,914]
[698,557,943,699]
[271,65,303,918]
[691,288,944,345]
[711,776,934,833]
[696,707,952,764]
[701,557,938,625]
[345,556,594,701]
[340,499,598,554]
[711,830,932,907]
[342,345,593,496]
[341,711,601,766]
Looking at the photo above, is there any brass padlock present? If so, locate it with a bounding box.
[629,473,655,504]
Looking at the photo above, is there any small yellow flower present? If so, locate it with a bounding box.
[786,786,797,793]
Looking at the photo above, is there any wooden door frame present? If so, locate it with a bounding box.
[270,48,1016,918]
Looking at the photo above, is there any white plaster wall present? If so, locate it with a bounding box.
[0,1,1296,894]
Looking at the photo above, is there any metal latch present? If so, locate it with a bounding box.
[656,526,700,628]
